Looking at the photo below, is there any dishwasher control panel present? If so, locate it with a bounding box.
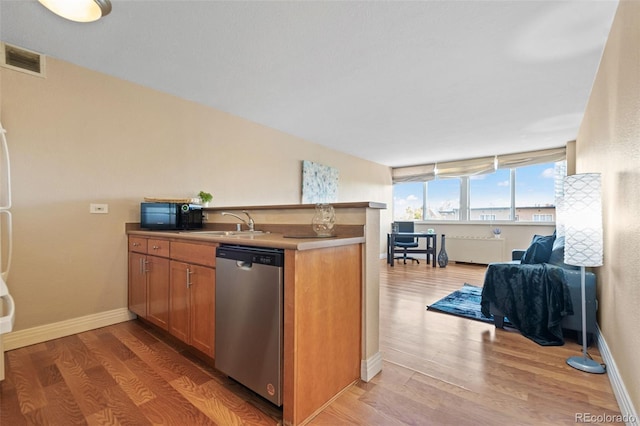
[216,245,284,267]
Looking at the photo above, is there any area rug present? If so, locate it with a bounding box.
[427,283,510,325]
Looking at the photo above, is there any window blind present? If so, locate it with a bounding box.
[497,147,566,169]
[391,163,436,183]
[391,147,566,183]
[435,156,496,178]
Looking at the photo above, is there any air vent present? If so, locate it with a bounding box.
[1,43,46,77]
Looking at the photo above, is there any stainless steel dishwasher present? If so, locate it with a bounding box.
[215,244,284,406]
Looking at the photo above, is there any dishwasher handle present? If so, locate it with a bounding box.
[236,260,253,270]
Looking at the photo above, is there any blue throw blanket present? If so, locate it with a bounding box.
[481,263,574,346]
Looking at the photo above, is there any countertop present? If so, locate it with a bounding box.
[127,228,365,251]
[201,201,386,211]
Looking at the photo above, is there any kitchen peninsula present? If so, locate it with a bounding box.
[127,201,385,425]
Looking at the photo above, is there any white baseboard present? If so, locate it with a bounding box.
[361,351,383,382]
[2,308,135,351]
[597,326,639,426]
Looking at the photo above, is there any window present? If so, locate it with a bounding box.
[393,182,424,221]
[392,179,461,221]
[392,159,565,223]
[469,168,511,220]
[514,162,563,222]
[515,163,556,208]
[425,178,460,221]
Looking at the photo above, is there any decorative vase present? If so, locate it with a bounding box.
[437,234,448,268]
[312,203,336,237]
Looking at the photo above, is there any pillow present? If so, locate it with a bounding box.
[521,234,555,264]
[547,235,580,270]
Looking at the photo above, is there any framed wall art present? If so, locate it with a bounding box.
[301,160,339,204]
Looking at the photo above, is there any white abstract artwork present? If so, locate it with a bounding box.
[302,160,339,204]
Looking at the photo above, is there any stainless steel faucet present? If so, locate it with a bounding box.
[221,211,255,231]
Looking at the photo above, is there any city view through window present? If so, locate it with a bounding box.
[393,161,566,222]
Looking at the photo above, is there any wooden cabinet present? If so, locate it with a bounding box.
[170,241,216,267]
[168,260,190,343]
[129,236,217,357]
[127,237,170,331]
[283,244,362,425]
[147,238,170,258]
[168,241,216,358]
[169,261,215,357]
[146,256,170,329]
[189,264,215,356]
[129,236,148,253]
[128,251,147,317]
[128,228,365,426]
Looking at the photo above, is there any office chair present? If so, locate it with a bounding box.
[393,221,420,264]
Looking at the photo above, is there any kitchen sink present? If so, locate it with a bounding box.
[181,230,234,236]
[181,230,266,236]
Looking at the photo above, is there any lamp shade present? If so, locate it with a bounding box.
[563,173,603,267]
[38,0,112,23]
[554,197,566,238]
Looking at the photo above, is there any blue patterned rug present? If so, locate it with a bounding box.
[427,283,510,325]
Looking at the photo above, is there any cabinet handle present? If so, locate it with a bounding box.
[132,242,140,247]
[140,258,149,274]
[186,268,193,288]
[152,245,159,250]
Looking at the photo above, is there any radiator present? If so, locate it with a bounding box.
[445,236,505,265]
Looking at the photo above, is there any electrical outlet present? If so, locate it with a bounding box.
[203,213,209,222]
[90,203,109,214]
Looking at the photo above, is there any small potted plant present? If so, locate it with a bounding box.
[198,191,213,207]
[492,227,502,238]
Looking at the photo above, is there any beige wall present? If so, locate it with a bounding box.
[0,56,392,330]
[576,0,639,413]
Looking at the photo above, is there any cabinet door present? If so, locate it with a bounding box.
[146,256,170,331]
[148,238,170,258]
[189,264,215,358]
[169,260,190,343]
[129,236,148,254]
[170,241,216,267]
[128,252,147,318]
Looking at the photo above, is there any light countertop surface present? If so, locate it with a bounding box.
[127,229,365,251]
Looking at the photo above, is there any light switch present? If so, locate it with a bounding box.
[90,203,109,214]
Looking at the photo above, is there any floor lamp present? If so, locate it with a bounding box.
[564,173,606,374]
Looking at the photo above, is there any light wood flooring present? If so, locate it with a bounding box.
[1,261,622,425]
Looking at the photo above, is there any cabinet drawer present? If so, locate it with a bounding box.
[148,239,170,258]
[129,236,148,253]
[171,241,217,267]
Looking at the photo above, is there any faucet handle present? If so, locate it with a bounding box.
[242,210,255,230]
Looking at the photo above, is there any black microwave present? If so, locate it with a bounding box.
[140,202,203,230]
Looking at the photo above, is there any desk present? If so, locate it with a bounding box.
[387,233,437,267]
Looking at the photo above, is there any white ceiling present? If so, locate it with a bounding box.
[0,0,618,168]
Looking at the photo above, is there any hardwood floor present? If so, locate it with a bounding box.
[1,261,622,425]
[313,261,621,425]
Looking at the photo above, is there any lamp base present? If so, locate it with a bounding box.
[567,356,606,374]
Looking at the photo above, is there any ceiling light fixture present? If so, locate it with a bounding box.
[38,0,112,23]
